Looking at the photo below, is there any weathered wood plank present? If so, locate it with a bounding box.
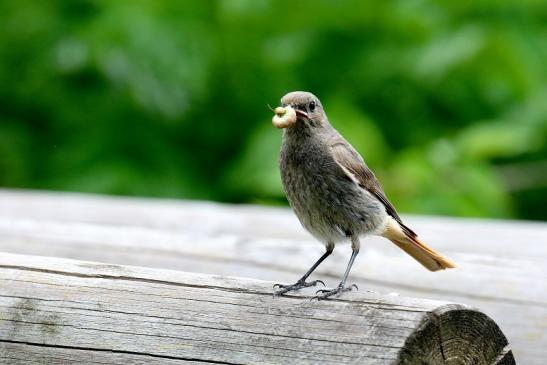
[0,342,203,365]
[0,253,513,364]
[0,189,545,363]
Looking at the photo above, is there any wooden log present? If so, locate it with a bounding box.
[0,253,514,365]
[0,190,545,364]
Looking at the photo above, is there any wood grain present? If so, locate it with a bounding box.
[0,189,544,363]
[0,253,513,364]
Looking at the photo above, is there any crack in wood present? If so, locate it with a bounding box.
[0,339,240,364]
[490,344,513,365]
[0,266,435,313]
[0,300,419,337]
[433,311,447,362]
[1,315,405,354]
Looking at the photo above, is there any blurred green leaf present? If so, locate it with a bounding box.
[1,0,546,220]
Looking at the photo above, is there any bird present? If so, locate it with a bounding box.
[271,91,456,300]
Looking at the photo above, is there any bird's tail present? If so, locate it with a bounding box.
[381,217,456,271]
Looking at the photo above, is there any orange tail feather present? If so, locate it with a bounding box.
[381,217,456,271]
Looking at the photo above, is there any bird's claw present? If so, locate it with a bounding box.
[273,279,325,297]
[312,283,358,301]
[314,279,326,287]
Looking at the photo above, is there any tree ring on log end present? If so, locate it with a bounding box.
[397,304,516,365]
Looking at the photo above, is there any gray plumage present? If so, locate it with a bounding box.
[272,91,455,299]
[281,126,381,243]
[279,92,387,244]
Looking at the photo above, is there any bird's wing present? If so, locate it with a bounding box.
[330,140,417,238]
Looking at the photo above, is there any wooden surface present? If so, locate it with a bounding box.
[0,253,513,364]
[0,189,545,363]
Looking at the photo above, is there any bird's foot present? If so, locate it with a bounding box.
[313,283,358,301]
[273,279,325,297]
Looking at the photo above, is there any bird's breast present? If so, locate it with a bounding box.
[280,137,385,243]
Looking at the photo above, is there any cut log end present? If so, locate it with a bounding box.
[399,304,515,365]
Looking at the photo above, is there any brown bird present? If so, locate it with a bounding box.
[271,91,456,300]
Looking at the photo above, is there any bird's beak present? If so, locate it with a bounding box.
[295,109,309,120]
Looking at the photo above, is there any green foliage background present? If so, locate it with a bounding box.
[1,0,546,220]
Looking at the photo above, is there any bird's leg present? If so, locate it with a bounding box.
[273,243,334,296]
[314,236,360,300]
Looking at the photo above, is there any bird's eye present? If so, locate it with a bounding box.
[309,101,316,112]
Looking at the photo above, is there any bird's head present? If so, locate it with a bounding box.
[272,91,326,129]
